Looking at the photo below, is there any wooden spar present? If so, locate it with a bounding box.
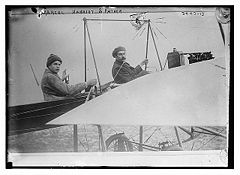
[139,126,143,151]
[84,18,150,22]
[85,22,102,93]
[29,64,39,86]
[83,18,87,82]
[96,124,106,151]
[174,126,183,148]
[149,23,163,71]
[73,125,78,152]
[195,126,227,139]
[145,20,150,70]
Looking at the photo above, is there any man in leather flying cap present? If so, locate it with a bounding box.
[112,46,149,84]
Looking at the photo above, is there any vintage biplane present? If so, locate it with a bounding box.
[7,6,230,166]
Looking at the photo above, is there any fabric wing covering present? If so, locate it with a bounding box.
[48,58,227,126]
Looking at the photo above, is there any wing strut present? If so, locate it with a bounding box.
[83,18,102,93]
[149,22,163,70]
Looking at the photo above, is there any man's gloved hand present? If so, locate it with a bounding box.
[86,79,97,87]
[62,69,69,84]
[139,59,149,67]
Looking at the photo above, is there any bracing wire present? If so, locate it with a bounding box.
[151,26,159,39]
[151,22,168,40]
[132,23,147,40]
[139,25,147,37]
[196,127,226,150]
[128,126,156,141]
[144,127,159,144]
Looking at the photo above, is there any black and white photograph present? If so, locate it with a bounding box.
[5,5,233,169]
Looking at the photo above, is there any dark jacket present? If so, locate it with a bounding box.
[41,69,86,101]
[112,60,143,84]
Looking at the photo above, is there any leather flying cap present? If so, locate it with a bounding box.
[112,46,126,58]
